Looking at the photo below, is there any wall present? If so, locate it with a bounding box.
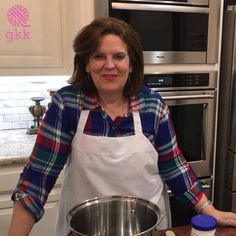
[0,76,68,130]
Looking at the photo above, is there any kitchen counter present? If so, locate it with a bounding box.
[159,225,236,236]
[0,129,36,165]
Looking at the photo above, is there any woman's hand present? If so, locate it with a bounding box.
[195,193,236,227]
[208,208,236,227]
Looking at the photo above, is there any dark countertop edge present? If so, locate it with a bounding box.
[159,225,236,236]
[0,156,28,166]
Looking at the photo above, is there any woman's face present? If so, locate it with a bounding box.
[86,34,132,96]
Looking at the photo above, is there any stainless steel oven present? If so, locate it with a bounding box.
[143,71,217,177]
[95,0,221,64]
[143,71,217,225]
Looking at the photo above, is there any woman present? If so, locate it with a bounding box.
[8,17,236,235]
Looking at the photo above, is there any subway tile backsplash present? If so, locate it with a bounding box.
[0,76,69,130]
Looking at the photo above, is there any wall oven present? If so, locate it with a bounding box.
[143,71,217,225]
[95,0,221,64]
[143,71,217,177]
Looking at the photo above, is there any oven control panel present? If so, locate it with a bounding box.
[143,72,216,90]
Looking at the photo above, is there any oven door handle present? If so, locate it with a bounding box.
[112,2,209,14]
[162,94,214,100]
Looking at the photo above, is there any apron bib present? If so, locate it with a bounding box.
[55,110,171,235]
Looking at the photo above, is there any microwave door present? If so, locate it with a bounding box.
[95,0,221,64]
[111,2,209,13]
[110,3,208,64]
[111,0,209,7]
[95,0,209,17]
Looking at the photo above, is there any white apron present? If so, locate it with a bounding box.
[55,110,171,235]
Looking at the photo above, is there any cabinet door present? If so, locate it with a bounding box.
[0,200,59,236]
[0,164,63,235]
[0,0,94,75]
[0,1,63,68]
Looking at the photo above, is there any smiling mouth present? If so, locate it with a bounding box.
[103,74,117,80]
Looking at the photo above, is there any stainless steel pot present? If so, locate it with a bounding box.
[67,195,164,236]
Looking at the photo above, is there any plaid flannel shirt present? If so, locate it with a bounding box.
[12,85,203,221]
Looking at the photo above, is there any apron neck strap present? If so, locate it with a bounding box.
[133,111,143,135]
[77,110,90,133]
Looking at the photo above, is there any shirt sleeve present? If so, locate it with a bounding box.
[155,102,204,209]
[11,91,75,222]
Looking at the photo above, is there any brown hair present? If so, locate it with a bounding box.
[68,17,144,97]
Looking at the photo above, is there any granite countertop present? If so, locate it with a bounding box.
[0,129,36,165]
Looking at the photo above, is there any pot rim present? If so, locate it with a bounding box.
[67,195,164,236]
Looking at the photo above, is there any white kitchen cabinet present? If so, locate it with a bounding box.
[0,194,60,236]
[0,163,63,235]
[0,0,94,76]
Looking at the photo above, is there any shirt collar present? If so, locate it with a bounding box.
[82,92,146,111]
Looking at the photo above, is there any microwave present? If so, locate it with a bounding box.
[95,0,221,64]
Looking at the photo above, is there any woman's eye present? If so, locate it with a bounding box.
[92,54,105,60]
[114,53,126,60]
[91,52,126,61]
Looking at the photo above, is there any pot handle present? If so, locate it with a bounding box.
[155,210,165,231]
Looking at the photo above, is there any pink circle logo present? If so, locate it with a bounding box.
[7,4,30,27]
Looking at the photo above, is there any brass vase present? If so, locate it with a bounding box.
[26,97,46,134]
